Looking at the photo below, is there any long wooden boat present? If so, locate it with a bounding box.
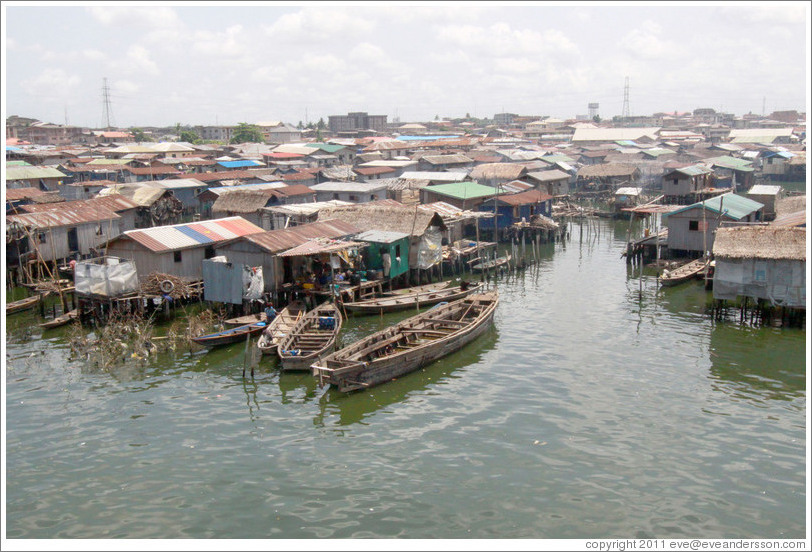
[190,321,267,348]
[223,312,265,327]
[379,280,450,297]
[256,301,307,356]
[659,257,710,287]
[341,282,482,315]
[7,295,42,314]
[39,309,79,329]
[470,254,512,273]
[277,303,343,372]
[313,291,499,393]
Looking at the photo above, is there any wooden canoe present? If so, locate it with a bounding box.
[223,312,265,327]
[470,254,511,273]
[190,321,267,348]
[313,291,499,393]
[341,283,483,315]
[256,301,307,356]
[7,295,41,314]
[380,281,450,297]
[659,258,710,287]
[277,303,343,372]
[39,309,79,329]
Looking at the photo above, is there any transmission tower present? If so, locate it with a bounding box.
[101,77,115,129]
[621,76,631,121]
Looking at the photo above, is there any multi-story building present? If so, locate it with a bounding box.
[196,125,235,142]
[328,112,387,133]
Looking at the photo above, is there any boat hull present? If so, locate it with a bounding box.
[39,309,79,329]
[342,284,482,315]
[278,304,342,372]
[191,322,266,348]
[7,296,41,314]
[314,292,498,393]
[256,301,306,356]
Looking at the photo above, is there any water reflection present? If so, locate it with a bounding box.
[313,326,499,427]
[708,323,806,404]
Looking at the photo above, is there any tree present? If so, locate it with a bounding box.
[180,129,202,144]
[435,114,440,120]
[131,127,147,142]
[297,120,304,129]
[465,113,471,119]
[593,115,602,123]
[317,117,326,130]
[230,122,265,144]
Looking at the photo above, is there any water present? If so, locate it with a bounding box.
[4,218,806,539]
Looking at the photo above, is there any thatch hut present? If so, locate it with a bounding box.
[712,226,806,308]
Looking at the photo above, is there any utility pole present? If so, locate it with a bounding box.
[621,76,631,123]
[101,77,114,130]
[762,96,766,117]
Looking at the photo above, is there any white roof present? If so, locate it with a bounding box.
[746,184,782,196]
[359,160,418,168]
[400,171,468,182]
[310,181,390,192]
[728,128,794,138]
[272,144,318,155]
[572,127,661,142]
[145,178,206,189]
[263,200,353,216]
[615,187,643,196]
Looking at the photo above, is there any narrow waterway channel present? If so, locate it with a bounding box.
[4,217,806,539]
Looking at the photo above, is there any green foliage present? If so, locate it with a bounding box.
[180,130,202,144]
[230,122,265,144]
[317,117,326,130]
[131,127,147,142]
[593,115,602,123]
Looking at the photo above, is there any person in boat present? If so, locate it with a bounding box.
[264,302,277,324]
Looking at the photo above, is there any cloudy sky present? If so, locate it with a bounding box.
[2,2,809,129]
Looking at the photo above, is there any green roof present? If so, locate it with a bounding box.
[304,143,347,153]
[708,156,754,172]
[641,148,675,157]
[6,160,32,167]
[670,164,713,177]
[5,166,67,180]
[423,181,497,200]
[670,193,763,221]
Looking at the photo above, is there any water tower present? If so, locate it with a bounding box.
[588,103,599,119]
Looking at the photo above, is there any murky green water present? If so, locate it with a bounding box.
[4,218,806,539]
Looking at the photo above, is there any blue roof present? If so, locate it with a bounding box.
[217,160,264,169]
[176,225,215,244]
[6,146,23,152]
[670,193,764,221]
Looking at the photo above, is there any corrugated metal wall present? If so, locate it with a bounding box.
[202,260,244,304]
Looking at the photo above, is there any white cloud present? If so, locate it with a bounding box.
[264,8,376,41]
[114,79,140,95]
[87,6,181,29]
[192,25,249,58]
[437,22,580,59]
[22,68,81,97]
[82,49,107,61]
[619,20,676,60]
[126,45,159,75]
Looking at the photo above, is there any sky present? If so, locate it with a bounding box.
[2,1,809,129]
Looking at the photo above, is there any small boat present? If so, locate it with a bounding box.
[470,254,512,273]
[341,282,482,315]
[190,321,267,348]
[313,291,499,393]
[256,301,307,356]
[7,295,42,314]
[277,303,343,372]
[659,257,710,287]
[223,312,265,327]
[39,309,79,329]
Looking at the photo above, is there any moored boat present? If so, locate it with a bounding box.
[7,295,42,314]
[223,312,265,327]
[190,321,267,348]
[341,282,482,315]
[256,300,307,356]
[277,303,342,371]
[313,291,499,393]
[659,257,710,287]
[39,309,79,329]
[470,254,512,273]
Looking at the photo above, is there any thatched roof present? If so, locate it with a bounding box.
[469,163,527,181]
[713,226,805,261]
[774,195,806,217]
[577,163,640,178]
[316,204,446,236]
[212,189,276,213]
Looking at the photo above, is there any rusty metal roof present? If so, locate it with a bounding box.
[243,219,361,253]
[5,187,46,201]
[121,216,264,252]
[7,207,120,229]
[18,194,139,213]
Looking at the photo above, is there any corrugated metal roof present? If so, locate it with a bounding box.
[527,169,570,181]
[121,216,264,252]
[310,181,390,192]
[707,156,754,172]
[572,128,661,142]
[670,193,764,221]
[87,158,134,165]
[146,178,206,189]
[5,166,67,180]
[217,160,265,169]
[243,219,361,253]
[277,238,366,257]
[669,165,714,177]
[7,207,120,229]
[18,194,139,213]
[400,171,467,182]
[615,187,643,196]
[494,189,552,206]
[98,185,167,207]
[354,229,410,243]
[5,187,46,200]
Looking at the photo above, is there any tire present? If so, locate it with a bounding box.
[160,280,175,294]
